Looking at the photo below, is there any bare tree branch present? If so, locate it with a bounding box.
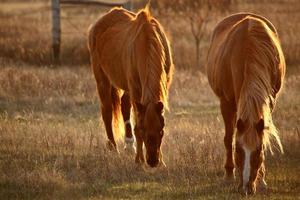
[153,0,231,69]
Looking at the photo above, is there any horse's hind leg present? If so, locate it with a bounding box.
[220,99,236,181]
[94,68,117,151]
[121,92,136,154]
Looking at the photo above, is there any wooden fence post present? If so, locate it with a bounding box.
[52,0,132,63]
[51,0,61,63]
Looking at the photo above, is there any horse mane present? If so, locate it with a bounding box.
[237,16,285,153]
[127,7,169,109]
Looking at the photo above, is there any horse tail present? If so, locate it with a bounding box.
[111,87,124,141]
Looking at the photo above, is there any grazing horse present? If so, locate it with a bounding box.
[206,13,285,194]
[88,7,174,168]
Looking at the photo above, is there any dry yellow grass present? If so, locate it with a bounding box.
[0,63,299,199]
[0,0,299,199]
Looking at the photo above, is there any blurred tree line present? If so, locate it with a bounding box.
[147,0,231,70]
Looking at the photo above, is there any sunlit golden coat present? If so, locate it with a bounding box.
[207,13,285,151]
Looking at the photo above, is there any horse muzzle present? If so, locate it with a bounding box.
[239,183,256,196]
[146,158,159,167]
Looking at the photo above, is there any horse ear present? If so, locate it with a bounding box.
[155,101,164,114]
[237,119,245,133]
[136,102,145,114]
[256,118,264,133]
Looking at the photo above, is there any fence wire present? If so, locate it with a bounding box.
[61,16,88,37]
[1,5,51,18]
[1,5,90,37]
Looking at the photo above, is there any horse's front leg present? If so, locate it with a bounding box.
[134,127,144,163]
[257,162,267,191]
[121,92,136,154]
[220,99,236,181]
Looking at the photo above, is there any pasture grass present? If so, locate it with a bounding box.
[0,64,299,199]
[0,0,299,199]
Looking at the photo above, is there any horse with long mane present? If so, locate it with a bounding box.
[206,13,285,195]
[88,6,174,168]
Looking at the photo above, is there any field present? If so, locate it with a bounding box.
[0,0,300,199]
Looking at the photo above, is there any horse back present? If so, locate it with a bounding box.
[88,7,173,105]
[211,12,277,43]
[206,13,282,103]
[88,8,136,90]
[206,14,248,102]
[88,8,133,51]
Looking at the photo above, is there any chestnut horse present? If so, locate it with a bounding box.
[88,7,174,168]
[206,13,285,194]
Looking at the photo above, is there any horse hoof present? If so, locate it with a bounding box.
[257,179,268,192]
[159,160,167,168]
[106,141,118,152]
[238,184,256,196]
[135,163,144,170]
[135,155,144,164]
[223,175,235,184]
[124,143,136,155]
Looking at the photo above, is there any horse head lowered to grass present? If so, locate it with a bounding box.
[88,6,174,168]
[206,13,285,195]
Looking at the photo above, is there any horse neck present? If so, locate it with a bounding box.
[141,79,167,107]
[135,19,168,109]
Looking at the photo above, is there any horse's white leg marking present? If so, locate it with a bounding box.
[125,136,134,144]
[243,146,251,189]
[124,119,134,143]
[124,119,131,126]
[124,119,136,153]
[124,137,136,153]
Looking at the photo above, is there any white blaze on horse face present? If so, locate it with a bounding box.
[243,146,252,189]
